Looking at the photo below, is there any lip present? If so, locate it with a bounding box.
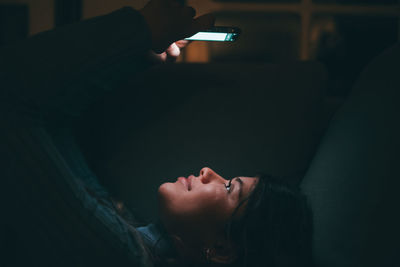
[178,176,193,191]
[178,177,189,190]
[187,176,192,191]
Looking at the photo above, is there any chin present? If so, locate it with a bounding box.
[158,182,172,198]
[157,184,168,207]
[158,180,184,199]
[157,183,179,228]
[157,182,176,212]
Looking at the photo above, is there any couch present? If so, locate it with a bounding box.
[77,43,400,267]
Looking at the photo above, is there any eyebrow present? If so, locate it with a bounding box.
[234,177,244,199]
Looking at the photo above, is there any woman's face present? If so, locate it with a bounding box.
[158,167,258,245]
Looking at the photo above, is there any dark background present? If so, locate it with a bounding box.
[1,0,399,221]
[1,0,398,97]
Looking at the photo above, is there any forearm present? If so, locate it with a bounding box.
[0,7,151,122]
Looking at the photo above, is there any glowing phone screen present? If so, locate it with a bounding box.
[185,32,237,42]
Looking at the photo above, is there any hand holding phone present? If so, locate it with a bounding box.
[140,0,215,53]
[185,27,241,42]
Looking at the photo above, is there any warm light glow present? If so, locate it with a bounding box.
[184,41,210,63]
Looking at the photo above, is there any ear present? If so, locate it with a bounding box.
[208,241,238,264]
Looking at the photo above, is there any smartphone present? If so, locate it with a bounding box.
[184,27,241,42]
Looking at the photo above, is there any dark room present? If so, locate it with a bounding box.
[1,0,399,266]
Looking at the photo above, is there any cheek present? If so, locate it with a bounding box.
[158,184,231,227]
[193,187,228,217]
[158,183,178,214]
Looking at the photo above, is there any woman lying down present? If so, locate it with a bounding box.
[0,0,313,266]
[138,167,313,266]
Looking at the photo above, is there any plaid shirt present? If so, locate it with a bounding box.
[1,7,154,267]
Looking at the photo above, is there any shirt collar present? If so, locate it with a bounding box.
[137,221,177,259]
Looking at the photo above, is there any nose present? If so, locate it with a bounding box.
[199,167,225,184]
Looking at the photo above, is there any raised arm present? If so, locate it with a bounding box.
[0,3,214,265]
[0,7,152,122]
[0,1,214,124]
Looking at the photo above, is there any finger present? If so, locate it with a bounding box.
[187,13,215,37]
[166,42,180,58]
[158,52,168,62]
[175,40,190,49]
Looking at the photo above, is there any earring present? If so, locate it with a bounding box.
[203,247,215,262]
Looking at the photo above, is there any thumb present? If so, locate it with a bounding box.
[186,13,215,37]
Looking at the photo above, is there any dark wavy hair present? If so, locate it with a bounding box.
[224,174,314,267]
[114,173,313,267]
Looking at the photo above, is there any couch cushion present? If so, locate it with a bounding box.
[301,43,400,267]
[85,62,327,222]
